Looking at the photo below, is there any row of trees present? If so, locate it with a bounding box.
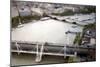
[73,33,82,45]
[52,6,96,16]
[12,15,41,28]
[78,6,96,14]
[73,23,96,45]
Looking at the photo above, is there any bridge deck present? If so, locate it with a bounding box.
[11,50,75,57]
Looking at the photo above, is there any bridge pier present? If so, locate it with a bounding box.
[35,43,44,62]
[74,52,77,57]
[15,42,21,55]
[64,45,67,58]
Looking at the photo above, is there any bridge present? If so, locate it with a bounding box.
[47,15,84,27]
[11,40,95,62]
[65,31,81,34]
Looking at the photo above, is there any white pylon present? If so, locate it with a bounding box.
[15,42,20,55]
[64,45,67,58]
[35,43,44,62]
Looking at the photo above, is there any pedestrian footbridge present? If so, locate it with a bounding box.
[11,40,95,62]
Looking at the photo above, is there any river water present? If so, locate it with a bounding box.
[12,19,83,45]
